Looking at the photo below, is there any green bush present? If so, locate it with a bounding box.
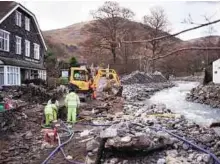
[59,77,69,85]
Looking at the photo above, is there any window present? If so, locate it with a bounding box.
[38,70,46,80]
[16,36,21,54]
[34,43,40,59]
[6,66,20,85]
[25,17,30,31]
[0,67,4,85]
[25,40,30,57]
[15,11,22,27]
[0,30,10,51]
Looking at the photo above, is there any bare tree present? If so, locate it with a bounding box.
[88,1,135,63]
[143,6,170,72]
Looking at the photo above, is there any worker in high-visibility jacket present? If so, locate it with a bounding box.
[64,88,80,123]
[44,98,58,126]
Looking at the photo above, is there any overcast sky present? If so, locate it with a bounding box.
[17,0,220,41]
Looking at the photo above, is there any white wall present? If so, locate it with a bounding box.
[213,60,220,84]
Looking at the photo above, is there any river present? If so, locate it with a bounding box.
[149,81,220,126]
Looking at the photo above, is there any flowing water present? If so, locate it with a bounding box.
[149,81,220,126]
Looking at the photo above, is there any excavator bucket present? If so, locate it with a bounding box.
[93,68,122,98]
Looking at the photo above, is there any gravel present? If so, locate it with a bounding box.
[85,83,220,164]
[186,83,220,108]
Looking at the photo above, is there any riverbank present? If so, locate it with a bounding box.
[187,83,220,109]
[149,81,220,126]
[1,81,220,164]
[84,83,220,164]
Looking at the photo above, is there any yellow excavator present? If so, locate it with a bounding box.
[68,65,122,101]
[68,65,93,101]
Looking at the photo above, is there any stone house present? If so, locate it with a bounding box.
[0,1,47,86]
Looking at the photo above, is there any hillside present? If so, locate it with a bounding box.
[43,20,181,63]
[43,20,220,75]
[43,22,91,61]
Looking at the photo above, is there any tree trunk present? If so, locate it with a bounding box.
[112,47,116,63]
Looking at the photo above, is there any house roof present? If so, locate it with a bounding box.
[0,1,17,20]
[0,56,46,70]
[0,1,47,50]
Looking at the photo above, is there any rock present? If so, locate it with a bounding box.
[107,139,115,146]
[182,143,190,150]
[25,131,33,140]
[166,156,190,164]
[66,155,73,160]
[196,155,203,162]
[80,130,91,137]
[120,136,131,143]
[121,71,167,85]
[157,158,166,164]
[166,150,178,158]
[202,154,211,163]
[85,155,95,164]
[41,142,53,149]
[100,127,117,138]
[86,139,100,152]
[110,158,119,164]
[200,134,214,143]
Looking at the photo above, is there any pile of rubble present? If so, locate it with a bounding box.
[84,84,220,164]
[0,103,47,164]
[123,83,174,101]
[1,84,68,104]
[121,71,167,85]
[186,83,220,108]
[0,84,69,163]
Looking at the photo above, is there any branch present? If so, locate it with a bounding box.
[122,19,220,43]
[151,47,220,61]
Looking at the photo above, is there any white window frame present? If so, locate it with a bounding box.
[15,11,22,27]
[0,66,4,86]
[15,36,22,54]
[38,70,46,80]
[0,29,10,52]
[5,66,20,86]
[34,43,40,60]
[25,16,30,31]
[25,40,30,57]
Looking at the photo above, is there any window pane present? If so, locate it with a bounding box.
[13,74,16,84]
[0,31,3,50]
[0,73,4,85]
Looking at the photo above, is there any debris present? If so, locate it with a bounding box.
[121,71,167,85]
[157,158,166,164]
[25,131,33,140]
[186,83,220,108]
[100,127,118,138]
[66,155,73,160]
[120,136,131,143]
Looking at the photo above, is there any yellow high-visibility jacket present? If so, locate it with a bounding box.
[44,104,57,115]
[65,92,80,108]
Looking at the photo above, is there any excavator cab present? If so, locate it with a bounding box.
[69,67,93,101]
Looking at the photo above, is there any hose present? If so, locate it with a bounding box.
[42,132,74,164]
[57,132,85,164]
[160,127,220,164]
[42,121,74,164]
